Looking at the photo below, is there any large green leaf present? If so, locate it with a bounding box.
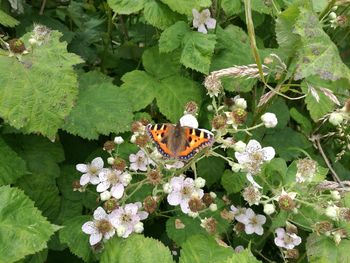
[0,136,26,186]
[108,0,145,14]
[197,156,226,187]
[144,0,185,30]
[155,75,203,122]
[306,233,350,263]
[59,215,94,262]
[101,235,174,263]
[221,0,241,16]
[0,9,19,27]
[224,249,261,263]
[0,186,58,262]
[0,30,83,140]
[159,21,190,53]
[160,0,211,15]
[293,8,350,83]
[63,71,134,139]
[179,234,234,263]
[180,31,217,74]
[221,170,246,194]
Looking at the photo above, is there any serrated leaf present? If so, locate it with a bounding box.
[181,31,216,74]
[221,0,241,16]
[306,233,350,263]
[101,235,174,263]
[155,75,203,122]
[179,234,234,263]
[0,186,58,263]
[59,216,94,262]
[250,0,272,14]
[160,0,211,15]
[221,170,246,194]
[144,0,185,30]
[119,70,157,112]
[224,249,261,263]
[107,0,145,14]
[0,30,83,139]
[266,98,290,130]
[197,156,225,187]
[293,8,350,82]
[0,9,19,27]
[0,136,26,186]
[63,71,134,139]
[18,249,48,263]
[289,107,312,134]
[57,165,84,202]
[159,21,190,53]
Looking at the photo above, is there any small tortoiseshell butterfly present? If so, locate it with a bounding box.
[146,122,214,160]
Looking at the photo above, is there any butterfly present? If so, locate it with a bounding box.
[146,122,214,160]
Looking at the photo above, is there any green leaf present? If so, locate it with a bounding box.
[0,186,58,263]
[108,0,145,14]
[63,71,134,139]
[59,216,94,262]
[101,235,174,263]
[266,98,290,130]
[0,30,83,140]
[302,80,335,121]
[18,249,48,263]
[160,0,211,15]
[221,0,242,16]
[181,31,217,74]
[179,234,234,263]
[197,156,226,187]
[293,8,350,83]
[119,70,157,112]
[0,9,20,27]
[289,107,312,134]
[223,249,261,263]
[159,21,190,53]
[306,233,350,263]
[57,165,83,202]
[263,158,287,186]
[155,75,203,122]
[0,136,26,186]
[221,170,246,194]
[250,0,272,14]
[144,0,185,30]
[143,47,181,78]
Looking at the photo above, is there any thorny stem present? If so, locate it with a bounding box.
[39,0,47,15]
[313,135,343,187]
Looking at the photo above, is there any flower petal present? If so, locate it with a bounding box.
[138,211,149,220]
[180,200,190,214]
[246,140,262,153]
[90,175,100,185]
[80,174,90,186]
[82,221,97,234]
[192,8,200,19]
[96,181,110,192]
[129,154,137,162]
[104,229,115,240]
[275,228,285,237]
[256,214,266,225]
[254,226,264,235]
[274,237,285,248]
[246,174,263,189]
[111,184,124,199]
[89,233,102,246]
[202,9,211,18]
[205,18,216,29]
[92,157,104,169]
[235,152,250,164]
[262,147,275,161]
[244,224,255,234]
[197,24,208,34]
[167,192,182,206]
[76,164,88,173]
[93,207,107,220]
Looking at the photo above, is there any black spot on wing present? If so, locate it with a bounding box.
[194,129,201,137]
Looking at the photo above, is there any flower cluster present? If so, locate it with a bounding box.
[231,206,266,235]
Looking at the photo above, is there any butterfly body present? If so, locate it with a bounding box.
[146,123,214,160]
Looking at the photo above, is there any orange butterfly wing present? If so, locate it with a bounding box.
[176,127,214,160]
[146,124,175,158]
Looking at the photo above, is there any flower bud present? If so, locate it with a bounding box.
[261,112,278,128]
[116,226,126,237]
[329,112,344,126]
[233,141,246,153]
[114,136,124,144]
[329,12,337,20]
[209,203,217,211]
[107,157,115,165]
[8,38,26,54]
[210,192,217,199]
[188,211,199,218]
[194,177,206,188]
[234,96,247,109]
[147,170,162,185]
[330,190,341,200]
[325,205,340,220]
[103,140,115,152]
[263,203,275,215]
[130,134,137,143]
[100,190,111,201]
[163,183,172,194]
[211,115,227,130]
[231,163,241,173]
[202,193,215,206]
[134,222,144,233]
[184,101,198,115]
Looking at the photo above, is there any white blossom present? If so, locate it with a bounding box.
[76,157,104,186]
[110,202,148,238]
[114,136,124,144]
[97,168,131,199]
[234,96,247,109]
[235,140,275,188]
[329,112,344,126]
[167,175,204,214]
[261,112,278,128]
[296,158,317,183]
[274,228,302,249]
[100,190,111,201]
[233,141,246,153]
[180,114,199,128]
[82,207,115,245]
[192,9,216,34]
[230,205,247,220]
[129,150,153,171]
[236,208,266,235]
